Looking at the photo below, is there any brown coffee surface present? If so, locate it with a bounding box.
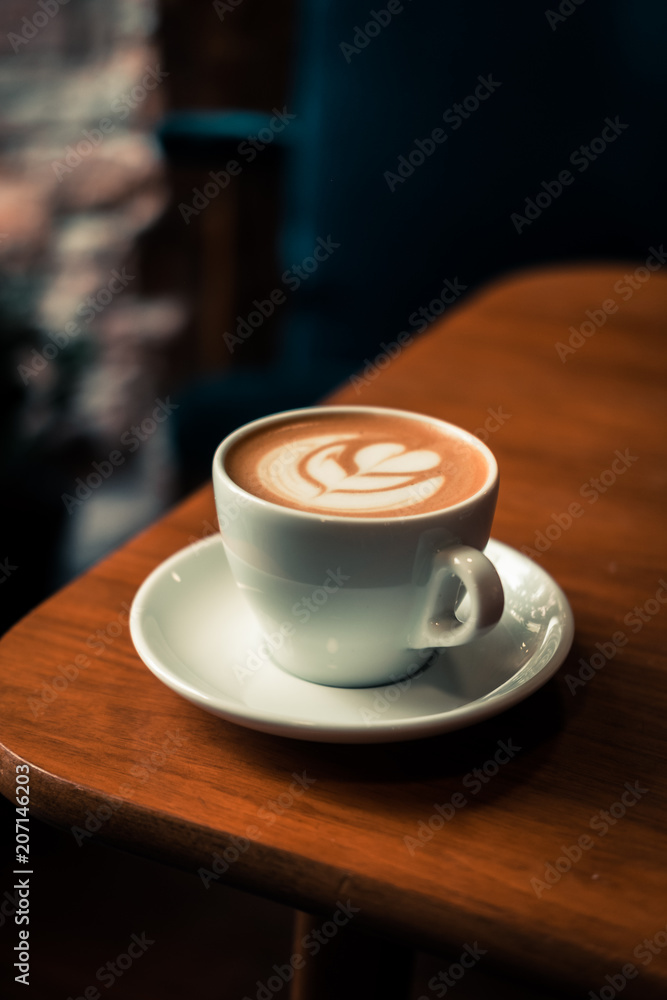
[224,410,489,517]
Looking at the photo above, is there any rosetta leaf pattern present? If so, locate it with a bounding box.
[307,443,440,495]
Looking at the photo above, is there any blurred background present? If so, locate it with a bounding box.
[0,0,665,995]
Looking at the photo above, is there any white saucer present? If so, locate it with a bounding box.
[130,536,574,744]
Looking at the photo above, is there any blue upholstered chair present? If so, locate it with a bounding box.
[159,0,666,487]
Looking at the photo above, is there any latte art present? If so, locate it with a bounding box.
[224,411,490,518]
[259,434,444,513]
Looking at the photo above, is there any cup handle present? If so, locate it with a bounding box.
[410,545,504,648]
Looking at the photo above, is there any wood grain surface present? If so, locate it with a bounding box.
[1,264,666,997]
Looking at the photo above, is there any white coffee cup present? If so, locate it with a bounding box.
[212,405,504,687]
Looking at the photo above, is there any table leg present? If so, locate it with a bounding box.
[289,910,415,1000]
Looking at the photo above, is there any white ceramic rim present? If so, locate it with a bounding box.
[213,404,499,524]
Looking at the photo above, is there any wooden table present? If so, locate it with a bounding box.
[1,265,666,998]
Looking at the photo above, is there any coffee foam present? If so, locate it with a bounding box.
[224,411,489,517]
